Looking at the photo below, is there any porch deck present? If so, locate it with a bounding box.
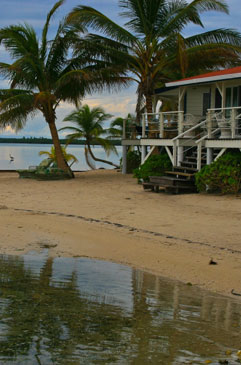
[121,107,241,173]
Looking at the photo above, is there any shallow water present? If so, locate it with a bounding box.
[0,252,240,364]
[0,143,121,171]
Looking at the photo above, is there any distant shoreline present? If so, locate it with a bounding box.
[0,137,121,146]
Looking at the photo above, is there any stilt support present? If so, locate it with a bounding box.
[177,146,183,166]
[141,146,147,164]
[207,148,213,165]
[122,145,127,174]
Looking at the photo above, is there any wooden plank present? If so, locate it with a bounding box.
[164,171,194,177]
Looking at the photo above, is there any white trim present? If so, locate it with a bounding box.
[166,72,241,87]
[141,146,155,164]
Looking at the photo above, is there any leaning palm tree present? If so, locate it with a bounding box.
[67,0,241,129]
[39,146,78,168]
[0,1,129,176]
[59,104,119,169]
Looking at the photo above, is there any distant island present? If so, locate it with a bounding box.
[0,137,121,146]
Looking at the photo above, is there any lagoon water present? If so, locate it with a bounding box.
[0,143,122,171]
[0,252,241,364]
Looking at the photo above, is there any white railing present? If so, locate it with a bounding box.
[172,119,207,166]
[207,107,241,139]
[122,106,241,140]
[141,111,183,138]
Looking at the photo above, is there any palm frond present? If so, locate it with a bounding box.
[41,0,65,60]
[67,5,135,44]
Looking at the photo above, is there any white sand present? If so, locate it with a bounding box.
[0,170,241,298]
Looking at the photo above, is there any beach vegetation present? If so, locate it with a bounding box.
[133,153,172,182]
[195,150,241,194]
[59,104,119,169]
[67,0,241,129]
[120,150,141,174]
[39,146,78,168]
[0,1,128,177]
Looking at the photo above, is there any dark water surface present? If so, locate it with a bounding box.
[0,252,240,364]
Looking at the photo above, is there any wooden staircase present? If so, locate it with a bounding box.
[143,149,207,194]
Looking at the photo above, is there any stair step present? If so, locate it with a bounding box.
[151,176,194,187]
[185,156,205,162]
[173,166,198,173]
[180,160,197,166]
[164,171,195,179]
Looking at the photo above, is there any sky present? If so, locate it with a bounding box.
[0,0,241,138]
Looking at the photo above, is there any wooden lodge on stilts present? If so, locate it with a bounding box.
[121,66,241,193]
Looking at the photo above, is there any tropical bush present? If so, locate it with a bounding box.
[126,150,141,173]
[195,151,241,194]
[39,146,78,167]
[133,153,172,183]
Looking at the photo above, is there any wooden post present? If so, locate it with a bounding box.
[207,148,213,165]
[231,108,237,138]
[142,114,146,138]
[178,111,184,135]
[197,142,202,171]
[122,118,126,139]
[207,110,212,138]
[159,113,164,138]
[122,145,127,174]
[173,141,177,166]
[141,146,146,164]
[177,146,183,166]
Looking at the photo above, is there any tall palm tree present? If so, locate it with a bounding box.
[67,0,241,129]
[60,104,119,169]
[0,1,129,176]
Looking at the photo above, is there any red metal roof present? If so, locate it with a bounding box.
[176,66,241,82]
[165,65,241,87]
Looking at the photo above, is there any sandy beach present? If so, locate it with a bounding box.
[0,169,241,298]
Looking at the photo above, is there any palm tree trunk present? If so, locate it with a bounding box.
[48,120,74,177]
[87,144,119,168]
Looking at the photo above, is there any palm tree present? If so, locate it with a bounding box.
[0,1,129,176]
[59,104,119,169]
[39,146,78,168]
[109,113,136,139]
[67,0,241,130]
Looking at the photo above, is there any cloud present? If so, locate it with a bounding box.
[0,0,240,138]
[1,125,15,134]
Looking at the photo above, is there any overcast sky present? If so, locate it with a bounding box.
[0,0,241,138]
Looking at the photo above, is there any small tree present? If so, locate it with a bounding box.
[39,146,78,168]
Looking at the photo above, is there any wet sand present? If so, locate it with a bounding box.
[0,170,241,298]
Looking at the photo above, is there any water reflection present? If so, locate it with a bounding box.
[0,144,121,171]
[0,253,240,364]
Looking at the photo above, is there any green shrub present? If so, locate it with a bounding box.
[133,153,172,182]
[120,150,141,173]
[126,150,141,173]
[195,151,241,194]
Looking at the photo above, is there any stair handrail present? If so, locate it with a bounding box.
[172,119,207,165]
[172,119,207,141]
[195,127,220,170]
[195,127,220,144]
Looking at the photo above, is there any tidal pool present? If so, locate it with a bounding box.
[0,251,240,364]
